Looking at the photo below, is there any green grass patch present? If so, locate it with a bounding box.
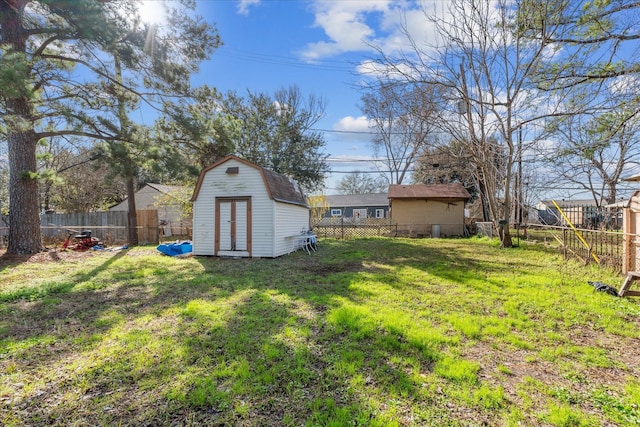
[1,239,638,426]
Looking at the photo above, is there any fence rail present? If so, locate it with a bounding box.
[528,225,624,272]
[313,218,397,239]
[312,217,467,239]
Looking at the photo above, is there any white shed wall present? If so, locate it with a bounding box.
[192,159,274,256]
[273,201,311,257]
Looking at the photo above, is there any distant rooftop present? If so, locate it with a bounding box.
[324,193,388,207]
[388,184,471,200]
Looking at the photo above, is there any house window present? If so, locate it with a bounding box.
[353,209,367,219]
[331,209,342,217]
[375,209,384,218]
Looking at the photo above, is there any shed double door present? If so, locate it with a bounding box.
[215,197,252,254]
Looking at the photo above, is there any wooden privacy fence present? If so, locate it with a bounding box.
[40,209,159,246]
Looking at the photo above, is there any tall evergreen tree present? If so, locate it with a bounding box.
[0,0,219,253]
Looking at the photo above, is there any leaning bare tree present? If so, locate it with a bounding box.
[365,0,563,247]
[543,107,640,206]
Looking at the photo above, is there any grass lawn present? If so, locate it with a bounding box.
[1,237,639,426]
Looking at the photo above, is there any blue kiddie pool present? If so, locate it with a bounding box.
[157,241,193,256]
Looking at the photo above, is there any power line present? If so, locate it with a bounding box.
[327,157,385,162]
[325,170,413,174]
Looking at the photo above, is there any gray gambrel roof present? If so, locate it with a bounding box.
[324,193,389,207]
[191,155,308,208]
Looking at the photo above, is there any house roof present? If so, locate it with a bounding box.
[324,193,389,207]
[604,199,629,208]
[540,199,601,208]
[388,184,471,200]
[109,183,188,211]
[191,155,308,207]
[145,183,189,195]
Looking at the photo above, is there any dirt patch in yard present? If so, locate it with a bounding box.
[0,244,141,270]
[0,248,100,268]
[463,326,640,426]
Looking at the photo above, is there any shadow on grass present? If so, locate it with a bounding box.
[0,250,130,304]
[0,249,65,272]
[2,238,616,426]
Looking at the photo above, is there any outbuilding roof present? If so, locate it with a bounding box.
[388,183,471,200]
[190,155,308,207]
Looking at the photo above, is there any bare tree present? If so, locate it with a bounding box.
[413,144,477,194]
[336,171,388,195]
[520,0,640,202]
[360,82,441,185]
[543,108,640,206]
[365,0,562,246]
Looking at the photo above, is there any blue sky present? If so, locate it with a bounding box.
[142,0,428,193]
[170,0,640,202]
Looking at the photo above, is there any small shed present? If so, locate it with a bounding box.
[388,183,471,237]
[190,155,310,258]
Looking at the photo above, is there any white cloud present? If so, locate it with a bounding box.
[301,1,389,60]
[608,75,640,96]
[236,0,260,16]
[355,59,418,80]
[301,0,430,61]
[326,116,374,149]
[334,115,372,132]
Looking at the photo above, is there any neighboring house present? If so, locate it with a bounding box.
[388,183,471,237]
[110,183,190,236]
[322,193,389,219]
[190,155,310,258]
[537,199,625,229]
[536,199,600,227]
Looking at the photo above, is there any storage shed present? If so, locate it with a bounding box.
[388,183,471,237]
[190,155,310,258]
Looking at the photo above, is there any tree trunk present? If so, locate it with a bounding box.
[2,0,44,254]
[501,146,514,248]
[7,127,43,254]
[125,175,139,246]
